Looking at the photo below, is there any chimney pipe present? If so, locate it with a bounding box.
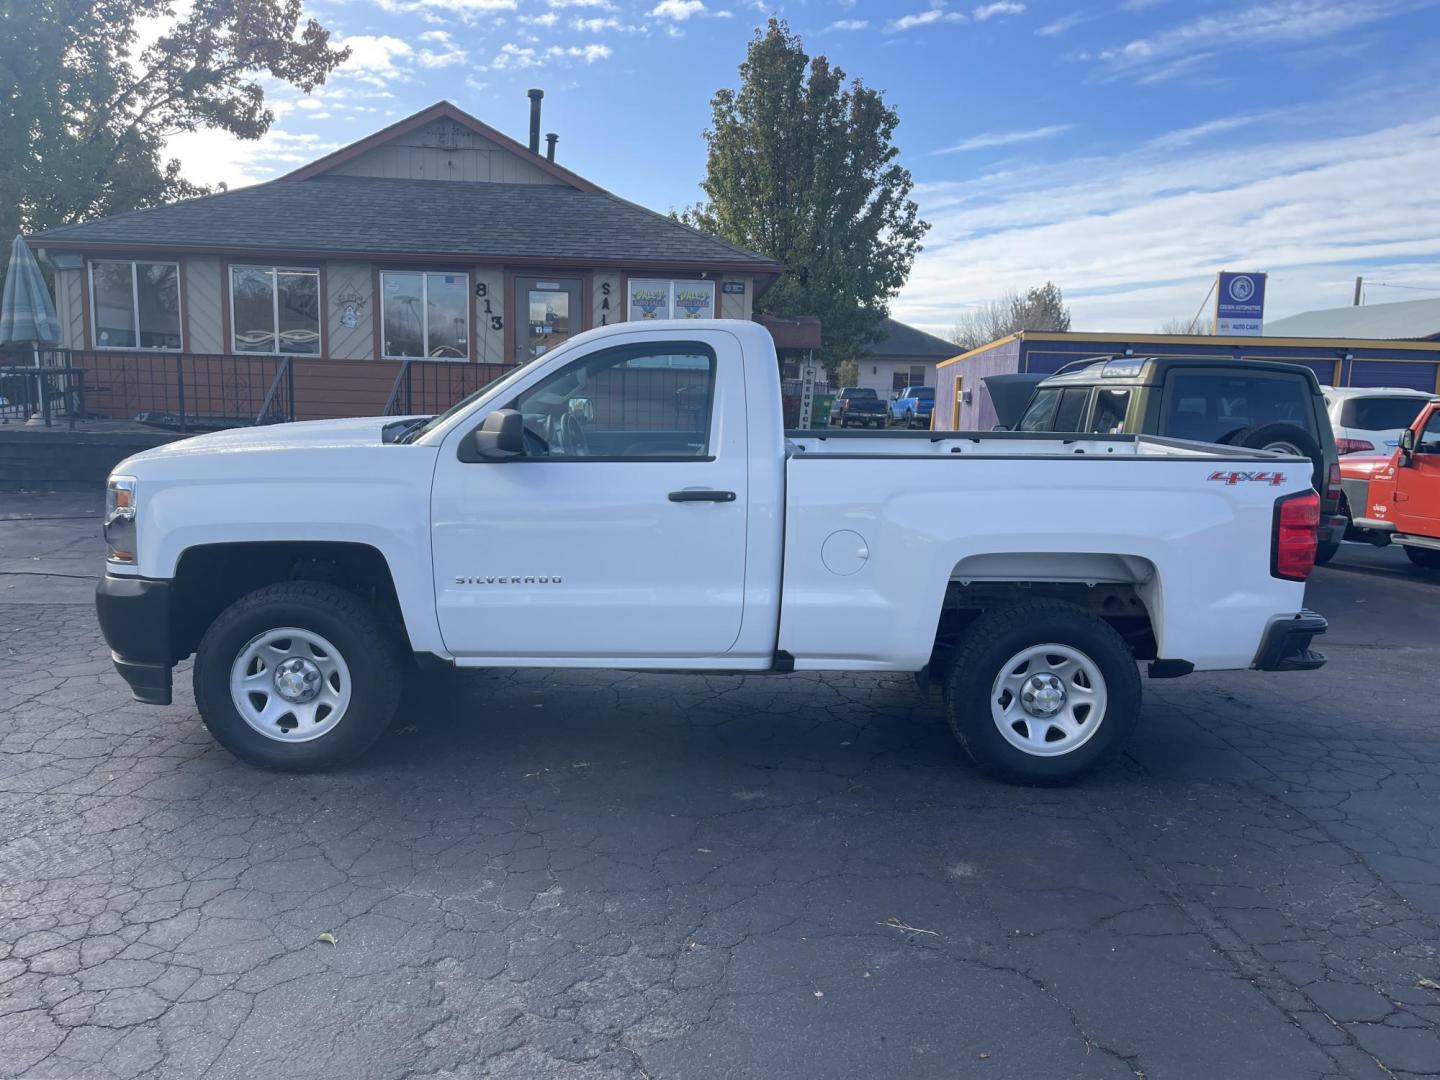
[545,133,558,163]
[527,89,543,154]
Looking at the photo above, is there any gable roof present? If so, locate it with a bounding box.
[278,100,604,193]
[1263,297,1440,341]
[31,175,780,271]
[871,318,957,360]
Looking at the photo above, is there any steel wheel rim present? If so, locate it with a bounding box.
[991,643,1107,758]
[229,626,352,743]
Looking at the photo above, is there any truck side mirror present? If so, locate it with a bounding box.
[471,409,525,461]
[1400,427,1417,463]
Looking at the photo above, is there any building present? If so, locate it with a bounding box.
[849,318,956,395]
[933,330,1440,430]
[27,98,782,422]
[1263,297,1440,341]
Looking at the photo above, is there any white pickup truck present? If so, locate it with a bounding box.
[96,320,1328,783]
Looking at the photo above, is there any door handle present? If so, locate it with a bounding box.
[668,489,737,503]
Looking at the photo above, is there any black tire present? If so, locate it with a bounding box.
[193,581,404,770]
[1314,539,1341,566]
[943,600,1142,785]
[1404,546,1440,569]
[1222,422,1325,491]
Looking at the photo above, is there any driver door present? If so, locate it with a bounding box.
[1395,405,1440,535]
[430,331,749,661]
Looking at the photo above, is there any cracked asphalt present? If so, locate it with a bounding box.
[3,491,1440,1079]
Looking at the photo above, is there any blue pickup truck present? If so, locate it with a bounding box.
[889,385,935,428]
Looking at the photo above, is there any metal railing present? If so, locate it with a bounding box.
[384,358,510,417]
[0,365,87,429]
[75,350,294,432]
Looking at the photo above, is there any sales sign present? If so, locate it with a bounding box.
[1213,271,1267,336]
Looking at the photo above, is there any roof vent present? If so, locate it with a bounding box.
[545,133,558,163]
[527,89,543,154]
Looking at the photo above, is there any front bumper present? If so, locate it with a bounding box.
[95,575,174,705]
[1252,610,1328,672]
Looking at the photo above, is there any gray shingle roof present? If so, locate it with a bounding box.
[1263,297,1440,341]
[870,318,957,360]
[32,175,780,270]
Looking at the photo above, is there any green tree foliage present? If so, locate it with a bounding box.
[0,0,348,250]
[949,282,1073,351]
[683,19,928,366]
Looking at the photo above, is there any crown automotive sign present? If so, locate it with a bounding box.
[1213,271,1267,336]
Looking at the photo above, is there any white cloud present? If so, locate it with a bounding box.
[548,0,617,6]
[1148,114,1266,150]
[651,0,705,17]
[334,35,416,86]
[488,39,613,67]
[416,29,468,66]
[522,10,560,23]
[376,0,516,15]
[1036,11,1087,35]
[933,124,1072,153]
[973,1,1024,19]
[895,117,1440,336]
[573,15,622,29]
[888,7,966,31]
[827,18,869,29]
[165,128,342,189]
[1100,1,1407,77]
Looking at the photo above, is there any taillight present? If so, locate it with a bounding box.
[1272,491,1320,581]
[1325,462,1342,510]
[1335,438,1375,455]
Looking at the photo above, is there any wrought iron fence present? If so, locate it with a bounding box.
[74,350,294,432]
[0,364,87,429]
[384,359,510,417]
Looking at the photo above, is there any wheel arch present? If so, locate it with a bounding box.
[169,541,411,661]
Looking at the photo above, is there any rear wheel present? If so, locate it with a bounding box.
[943,600,1141,784]
[193,581,403,770]
[1404,546,1440,569]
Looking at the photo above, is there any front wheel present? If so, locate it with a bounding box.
[193,581,404,770]
[943,600,1141,784]
[1404,546,1440,569]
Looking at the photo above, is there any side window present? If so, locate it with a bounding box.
[1018,388,1061,431]
[1052,388,1090,432]
[1419,409,1440,454]
[1089,389,1130,434]
[510,341,716,459]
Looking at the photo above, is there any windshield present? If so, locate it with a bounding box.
[1339,396,1433,431]
[1160,372,1315,442]
[400,367,531,442]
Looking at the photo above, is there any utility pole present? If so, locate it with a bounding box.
[1353,276,1363,306]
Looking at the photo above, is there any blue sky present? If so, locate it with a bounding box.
[163,0,1440,335]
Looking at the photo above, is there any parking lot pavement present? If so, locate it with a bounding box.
[2,493,1440,1080]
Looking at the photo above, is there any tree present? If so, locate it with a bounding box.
[0,0,349,252]
[1156,316,1212,335]
[949,282,1072,351]
[682,19,928,367]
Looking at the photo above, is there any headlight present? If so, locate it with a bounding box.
[105,476,138,564]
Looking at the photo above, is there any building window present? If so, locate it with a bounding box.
[627,279,716,321]
[230,266,321,355]
[381,271,470,360]
[89,260,181,350]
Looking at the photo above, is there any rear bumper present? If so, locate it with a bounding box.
[95,575,174,705]
[1252,610,1328,672]
[1319,513,1349,544]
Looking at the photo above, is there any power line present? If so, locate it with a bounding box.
[1367,281,1440,294]
[1186,276,1218,334]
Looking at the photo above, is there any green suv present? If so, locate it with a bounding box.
[992,356,1347,563]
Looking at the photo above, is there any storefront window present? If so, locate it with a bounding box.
[627,279,716,321]
[230,266,321,355]
[90,260,181,349]
[381,272,469,359]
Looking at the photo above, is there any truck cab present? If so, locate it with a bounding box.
[1340,399,1440,568]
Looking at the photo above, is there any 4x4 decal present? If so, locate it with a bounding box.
[1207,470,1288,486]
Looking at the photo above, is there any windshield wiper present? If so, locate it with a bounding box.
[386,417,433,445]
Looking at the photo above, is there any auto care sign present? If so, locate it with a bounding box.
[1213,271,1267,336]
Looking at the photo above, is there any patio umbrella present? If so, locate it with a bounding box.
[1,235,63,421]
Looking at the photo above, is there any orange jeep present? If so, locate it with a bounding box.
[1340,399,1440,568]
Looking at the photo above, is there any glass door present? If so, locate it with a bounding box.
[515,276,583,365]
